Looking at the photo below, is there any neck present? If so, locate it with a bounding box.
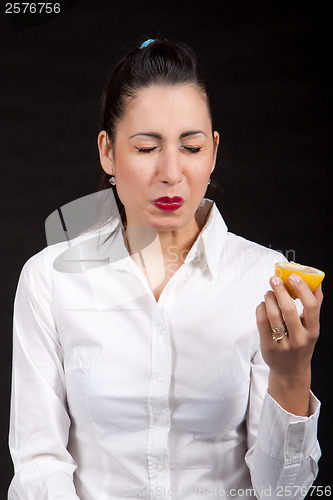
[157,218,202,262]
[125,216,202,268]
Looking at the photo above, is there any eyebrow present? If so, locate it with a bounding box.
[128,131,207,140]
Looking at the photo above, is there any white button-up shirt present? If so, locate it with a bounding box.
[8,198,321,499]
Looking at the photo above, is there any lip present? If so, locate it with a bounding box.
[153,196,184,212]
[154,197,184,203]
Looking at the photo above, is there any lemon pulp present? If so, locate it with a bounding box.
[275,261,325,299]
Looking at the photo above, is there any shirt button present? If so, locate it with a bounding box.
[157,325,164,335]
[155,462,165,472]
[156,416,167,426]
[157,372,167,382]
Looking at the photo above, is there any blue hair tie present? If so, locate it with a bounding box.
[140,39,155,49]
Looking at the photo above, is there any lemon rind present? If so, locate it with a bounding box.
[275,261,324,277]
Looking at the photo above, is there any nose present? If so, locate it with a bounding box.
[157,147,183,186]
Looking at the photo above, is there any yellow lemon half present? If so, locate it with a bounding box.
[275,261,325,299]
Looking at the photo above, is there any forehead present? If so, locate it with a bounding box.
[119,84,211,133]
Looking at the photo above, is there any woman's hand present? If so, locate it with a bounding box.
[256,273,323,416]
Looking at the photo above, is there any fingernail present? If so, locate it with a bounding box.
[270,276,281,286]
[289,273,301,284]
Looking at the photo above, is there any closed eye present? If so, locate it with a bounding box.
[182,146,202,153]
[136,146,157,153]
[135,146,202,154]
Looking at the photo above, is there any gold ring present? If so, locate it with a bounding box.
[271,323,288,342]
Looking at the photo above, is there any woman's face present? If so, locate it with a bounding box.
[99,84,219,232]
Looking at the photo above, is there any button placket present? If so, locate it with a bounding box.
[157,325,164,335]
[156,416,167,426]
[157,372,167,383]
[155,462,165,472]
[146,298,173,496]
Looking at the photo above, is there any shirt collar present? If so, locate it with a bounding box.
[184,198,228,277]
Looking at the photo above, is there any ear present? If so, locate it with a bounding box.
[210,131,220,174]
[97,131,114,175]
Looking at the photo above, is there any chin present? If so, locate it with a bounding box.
[148,215,187,232]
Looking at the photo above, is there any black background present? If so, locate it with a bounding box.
[0,0,331,497]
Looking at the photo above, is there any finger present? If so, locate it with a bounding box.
[288,274,322,334]
[269,276,302,337]
[313,283,324,304]
[264,290,285,329]
[256,301,272,348]
[264,290,290,344]
[256,300,285,349]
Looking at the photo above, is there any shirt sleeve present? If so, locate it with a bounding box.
[8,250,80,499]
[245,347,321,500]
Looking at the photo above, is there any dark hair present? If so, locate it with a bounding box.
[98,37,219,226]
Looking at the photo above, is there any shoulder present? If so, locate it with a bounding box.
[206,202,286,267]
[19,239,68,282]
[15,241,69,304]
[225,232,286,265]
[220,231,287,285]
[17,225,107,288]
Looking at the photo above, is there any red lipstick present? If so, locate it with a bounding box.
[153,196,184,212]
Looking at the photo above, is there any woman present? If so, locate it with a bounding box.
[8,38,322,499]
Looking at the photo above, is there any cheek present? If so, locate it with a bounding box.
[115,157,151,205]
[189,158,212,186]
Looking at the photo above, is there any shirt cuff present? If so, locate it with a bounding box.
[256,391,321,464]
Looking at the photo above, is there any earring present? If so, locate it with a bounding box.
[208,178,211,185]
[109,175,116,186]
